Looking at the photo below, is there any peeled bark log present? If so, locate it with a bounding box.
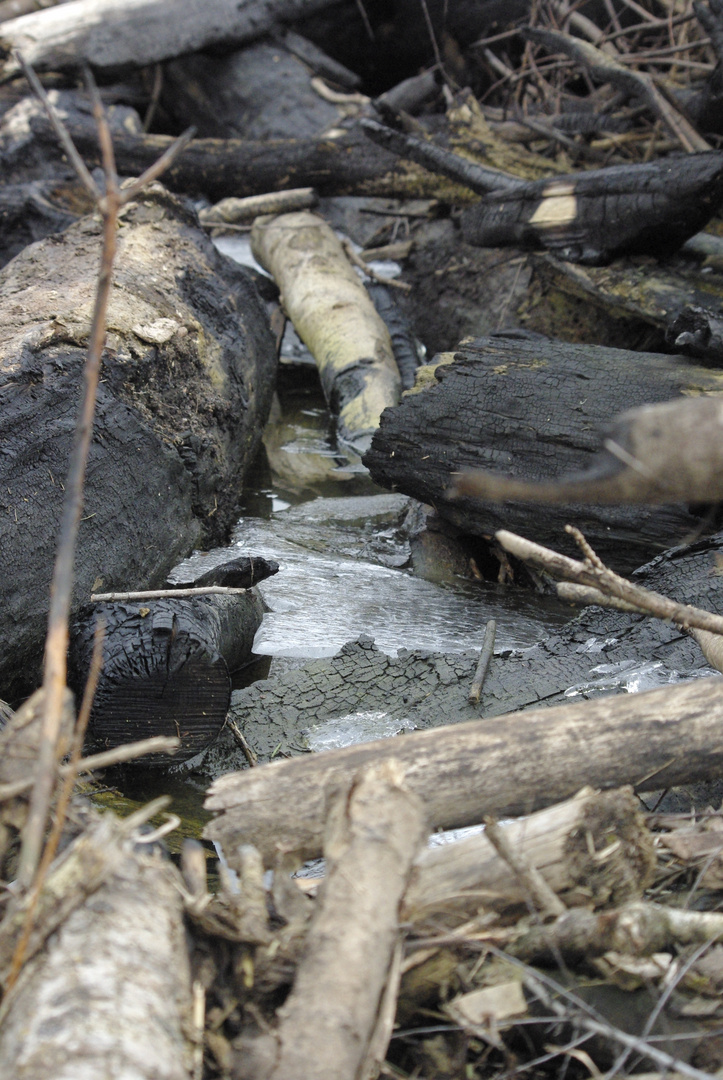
[205,675,723,866]
[364,333,723,571]
[0,183,276,697]
[251,211,401,453]
[403,787,655,921]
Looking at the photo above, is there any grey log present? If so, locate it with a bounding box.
[0,0,341,79]
[0,816,193,1080]
[205,674,723,866]
[0,183,276,698]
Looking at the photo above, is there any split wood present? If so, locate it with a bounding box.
[267,759,427,1080]
[402,786,652,922]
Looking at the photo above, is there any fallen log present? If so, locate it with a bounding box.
[0,0,341,79]
[54,124,479,204]
[403,787,655,922]
[264,760,427,1080]
[251,210,401,453]
[363,333,723,570]
[0,183,276,697]
[70,591,265,764]
[362,119,723,263]
[204,674,723,865]
[0,811,193,1080]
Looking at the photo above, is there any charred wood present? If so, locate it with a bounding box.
[363,333,723,571]
[53,123,478,204]
[363,120,723,264]
[70,590,265,764]
[0,184,276,697]
[161,40,345,141]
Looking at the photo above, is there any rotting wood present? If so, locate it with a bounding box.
[0,182,276,697]
[404,786,655,921]
[0,0,342,79]
[251,210,401,453]
[363,334,723,571]
[205,675,723,866]
[0,687,74,861]
[265,759,427,1080]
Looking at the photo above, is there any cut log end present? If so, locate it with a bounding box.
[89,652,230,765]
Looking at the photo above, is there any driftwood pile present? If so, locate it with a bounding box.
[6,0,723,1078]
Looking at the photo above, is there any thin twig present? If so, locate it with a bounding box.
[91,585,248,602]
[484,816,566,918]
[468,619,497,705]
[227,718,258,767]
[4,623,104,993]
[15,53,99,201]
[496,527,723,638]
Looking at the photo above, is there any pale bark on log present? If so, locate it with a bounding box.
[0,830,193,1079]
[0,0,339,78]
[403,786,655,921]
[251,211,400,453]
[204,675,723,865]
[266,760,427,1080]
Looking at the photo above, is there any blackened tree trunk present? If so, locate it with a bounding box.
[0,184,276,698]
[363,332,723,571]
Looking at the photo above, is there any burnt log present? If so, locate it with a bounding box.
[362,120,723,265]
[363,332,723,572]
[0,183,276,698]
[161,39,345,141]
[53,123,478,204]
[70,589,265,764]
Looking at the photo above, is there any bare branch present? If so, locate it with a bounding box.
[14,52,100,201]
[496,527,723,637]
